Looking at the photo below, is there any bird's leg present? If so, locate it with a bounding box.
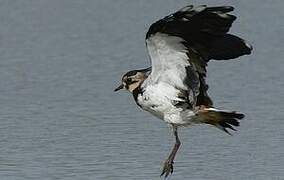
[161,125,181,178]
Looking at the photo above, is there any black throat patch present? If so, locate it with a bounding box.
[132,86,143,107]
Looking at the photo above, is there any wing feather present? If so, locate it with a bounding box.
[145,5,252,107]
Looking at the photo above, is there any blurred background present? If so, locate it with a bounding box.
[0,0,283,179]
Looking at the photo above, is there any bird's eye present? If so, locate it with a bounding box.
[126,78,132,84]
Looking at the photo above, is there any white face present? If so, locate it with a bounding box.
[115,71,147,93]
[122,72,146,92]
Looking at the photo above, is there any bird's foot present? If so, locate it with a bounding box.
[160,160,174,178]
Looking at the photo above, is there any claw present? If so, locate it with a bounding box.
[160,161,174,179]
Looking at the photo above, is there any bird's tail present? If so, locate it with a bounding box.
[196,107,244,134]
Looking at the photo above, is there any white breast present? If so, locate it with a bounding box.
[137,82,195,125]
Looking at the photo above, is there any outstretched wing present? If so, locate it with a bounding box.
[145,5,252,107]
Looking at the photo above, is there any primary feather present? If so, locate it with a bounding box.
[145,5,252,107]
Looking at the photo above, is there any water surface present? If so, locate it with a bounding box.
[0,0,283,180]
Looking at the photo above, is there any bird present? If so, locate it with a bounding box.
[114,5,252,178]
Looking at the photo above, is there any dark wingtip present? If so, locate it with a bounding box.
[205,6,234,13]
[243,40,253,54]
[209,34,253,60]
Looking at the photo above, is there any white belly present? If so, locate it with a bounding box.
[137,83,196,125]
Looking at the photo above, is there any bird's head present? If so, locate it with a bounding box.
[114,68,151,93]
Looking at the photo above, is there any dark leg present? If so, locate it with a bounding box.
[161,125,181,178]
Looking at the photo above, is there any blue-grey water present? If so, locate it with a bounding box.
[0,0,283,180]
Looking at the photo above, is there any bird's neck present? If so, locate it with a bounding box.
[132,85,143,107]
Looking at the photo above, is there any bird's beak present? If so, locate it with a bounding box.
[114,84,124,92]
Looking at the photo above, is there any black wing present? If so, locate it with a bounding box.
[146,5,252,106]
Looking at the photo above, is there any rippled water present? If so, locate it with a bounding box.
[0,0,283,180]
